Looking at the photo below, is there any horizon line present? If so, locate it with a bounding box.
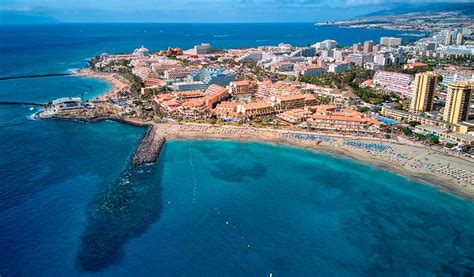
[0,21,320,25]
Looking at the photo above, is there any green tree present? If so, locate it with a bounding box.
[429,136,440,144]
[402,128,413,136]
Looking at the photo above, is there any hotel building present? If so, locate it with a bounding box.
[307,107,381,134]
[345,54,373,66]
[179,99,208,119]
[203,85,229,109]
[456,33,464,45]
[415,124,474,146]
[373,71,414,97]
[352,43,362,52]
[272,95,306,111]
[229,80,258,97]
[444,31,452,45]
[192,43,211,55]
[271,62,294,72]
[363,40,373,54]
[213,101,239,119]
[381,106,450,128]
[175,90,205,100]
[380,37,402,47]
[236,102,275,118]
[296,65,325,77]
[276,108,313,124]
[164,68,195,80]
[52,97,84,112]
[410,72,438,114]
[328,62,351,73]
[443,81,473,125]
[173,68,235,91]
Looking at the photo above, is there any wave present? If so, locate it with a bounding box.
[26,109,42,121]
[213,35,230,38]
[66,68,80,74]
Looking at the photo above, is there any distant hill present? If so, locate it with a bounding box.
[0,11,58,25]
[358,2,474,18]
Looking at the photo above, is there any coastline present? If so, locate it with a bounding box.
[74,69,129,100]
[41,70,473,201]
[160,123,474,201]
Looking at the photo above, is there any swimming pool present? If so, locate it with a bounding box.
[375,117,397,125]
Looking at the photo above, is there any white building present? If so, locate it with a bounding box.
[192,43,211,55]
[133,45,149,57]
[345,54,373,66]
[296,65,326,76]
[314,39,337,50]
[52,97,84,112]
[373,71,414,97]
[380,37,402,47]
[236,51,263,63]
[328,62,351,73]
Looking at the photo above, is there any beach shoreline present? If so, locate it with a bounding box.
[74,69,129,100]
[160,123,474,201]
[37,102,474,201]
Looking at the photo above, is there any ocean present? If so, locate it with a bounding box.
[0,23,424,77]
[0,23,473,276]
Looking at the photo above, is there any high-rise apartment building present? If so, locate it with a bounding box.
[443,81,473,124]
[456,33,464,45]
[352,43,362,52]
[444,31,452,45]
[363,40,373,53]
[410,72,438,113]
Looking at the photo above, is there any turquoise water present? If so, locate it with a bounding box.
[0,76,110,102]
[2,138,473,275]
[0,23,473,276]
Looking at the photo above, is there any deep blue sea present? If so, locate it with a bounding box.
[1,23,473,276]
[0,23,425,77]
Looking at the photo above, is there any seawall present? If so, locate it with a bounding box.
[0,73,72,81]
[0,101,47,107]
[132,125,166,166]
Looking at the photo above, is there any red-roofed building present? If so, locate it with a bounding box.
[176,90,205,100]
[179,98,208,119]
[205,84,228,95]
[237,101,275,118]
[213,101,239,119]
[144,78,167,87]
[203,86,230,109]
[159,100,180,114]
[229,80,258,96]
[306,105,381,134]
[273,94,306,111]
[403,62,428,70]
[296,65,326,76]
[276,108,313,124]
[271,62,294,72]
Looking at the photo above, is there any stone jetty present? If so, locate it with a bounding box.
[132,125,166,166]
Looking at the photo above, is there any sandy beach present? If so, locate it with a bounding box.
[153,122,474,200]
[75,69,129,100]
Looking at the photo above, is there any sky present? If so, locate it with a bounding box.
[0,0,471,23]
